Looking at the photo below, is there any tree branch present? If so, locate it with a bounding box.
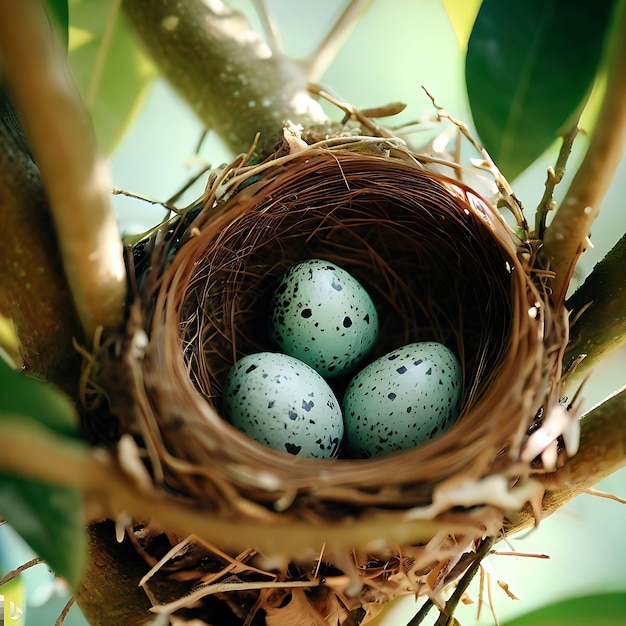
[563,233,626,387]
[0,120,81,389]
[121,0,331,157]
[542,0,626,307]
[0,0,126,341]
[506,386,626,535]
[78,522,155,626]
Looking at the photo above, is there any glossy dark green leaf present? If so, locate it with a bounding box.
[501,592,626,626]
[466,0,616,179]
[0,361,85,588]
[68,0,157,152]
[45,0,69,49]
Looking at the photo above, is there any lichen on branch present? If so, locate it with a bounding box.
[122,0,331,157]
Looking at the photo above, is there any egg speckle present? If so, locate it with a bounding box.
[223,352,343,458]
[269,259,378,377]
[342,342,462,458]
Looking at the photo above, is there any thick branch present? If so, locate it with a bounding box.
[542,1,626,306]
[506,386,626,535]
[78,522,155,626]
[0,121,81,389]
[122,0,330,156]
[0,0,126,341]
[564,233,626,386]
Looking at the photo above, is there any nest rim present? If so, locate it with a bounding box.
[109,137,567,519]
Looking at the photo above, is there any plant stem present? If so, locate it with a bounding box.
[122,0,331,157]
[0,0,126,341]
[534,124,579,240]
[302,0,374,82]
[564,233,626,388]
[542,0,626,306]
[506,386,626,535]
[433,537,495,626]
[0,558,44,587]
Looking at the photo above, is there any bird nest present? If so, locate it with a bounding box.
[94,130,576,624]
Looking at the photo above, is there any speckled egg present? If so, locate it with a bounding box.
[342,342,462,458]
[269,259,378,378]
[222,352,343,459]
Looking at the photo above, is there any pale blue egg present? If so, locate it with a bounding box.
[223,352,343,459]
[269,259,378,378]
[343,342,462,458]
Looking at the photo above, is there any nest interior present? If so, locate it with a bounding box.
[116,146,559,520]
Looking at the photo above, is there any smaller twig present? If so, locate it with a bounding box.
[252,0,282,55]
[0,557,44,587]
[307,84,397,137]
[55,593,77,626]
[422,87,529,236]
[490,551,550,559]
[485,569,500,626]
[112,187,177,211]
[534,124,580,239]
[303,0,374,82]
[433,538,496,626]
[584,488,626,504]
[406,538,495,626]
[192,127,211,155]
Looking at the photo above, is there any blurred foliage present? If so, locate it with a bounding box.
[0,360,85,588]
[440,0,480,50]
[500,592,626,626]
[45,0,69,48]
[465,0,616,180]
[67,0,157,153]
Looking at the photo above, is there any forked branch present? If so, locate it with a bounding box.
[122,0,332,157]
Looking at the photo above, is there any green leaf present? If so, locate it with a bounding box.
[0,359,78,438]
[68,0,157,153]
[0,467,86,590]
[465,0,616,180]
[501,592,626,626]
[0,362,85,588]
[45,0,69,49]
